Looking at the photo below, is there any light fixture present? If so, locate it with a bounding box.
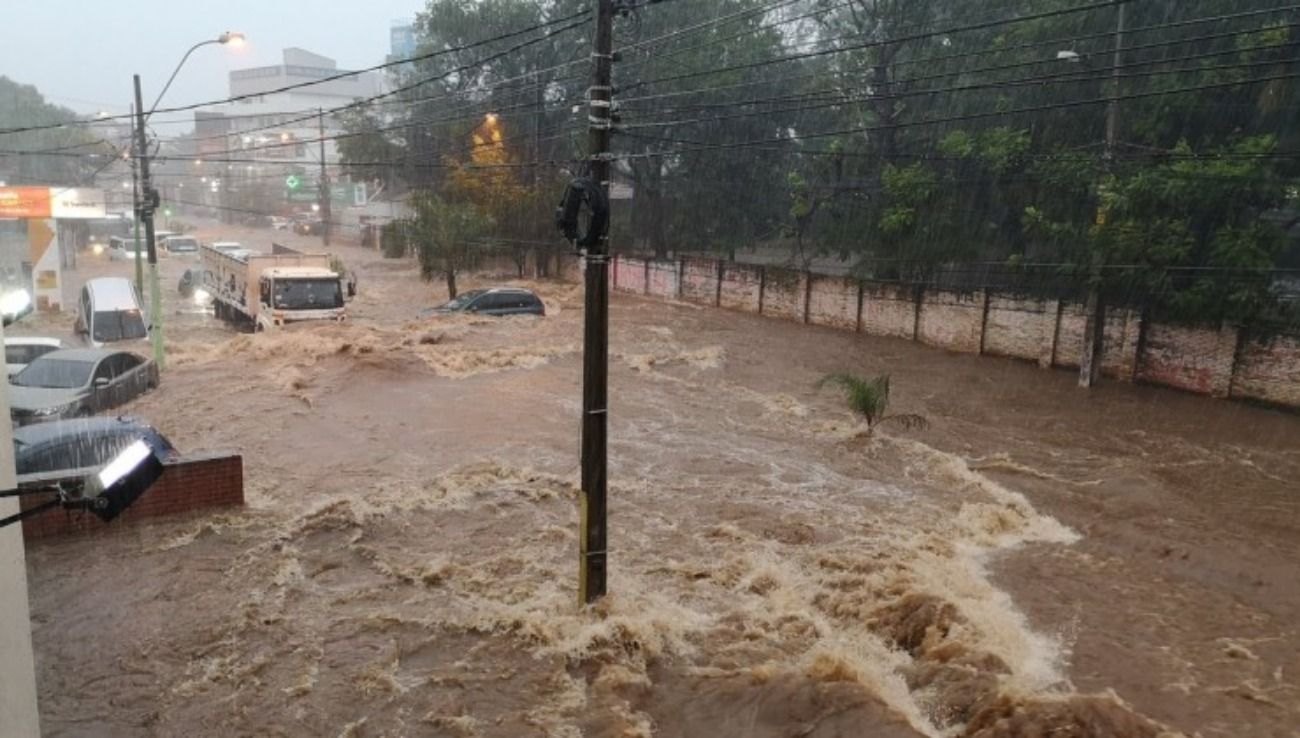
[0,438,168,528]
[194,158,203,165]
[1,290,33,326]
[1056,50,1082,63]
[218,31,247,48]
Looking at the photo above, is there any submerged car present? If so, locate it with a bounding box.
[9,348,159,425]
[5,337,63,378]
[419,287,545,318]
[13,416,175,476]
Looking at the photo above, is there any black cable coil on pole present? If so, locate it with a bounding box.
[555,176,609,250]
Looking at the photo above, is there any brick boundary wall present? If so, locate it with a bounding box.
[20,453,244,542]
[567,255,1300,410]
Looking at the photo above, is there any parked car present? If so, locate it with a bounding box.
[107,235,144,262]
[6,337,63,378]
[210,241,243,254]
[163,235,200,255]
[271,216,292,231]
[13,416,175,476]
[75,278,148,347]
[419,287,546,318]
[9,348,159,425]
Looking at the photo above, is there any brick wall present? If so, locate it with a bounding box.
[718,263,762,313]
[680,257,717,305]
[861,283,918,339]
[646,260,679,299]
[983,296,1058,367]
[613,256,647,294]
[807,275,859,330]
[761,268,806,322]
[1136,324,1239,397]
[556,255,1300,409]
[1232,333,1300,407]
[916,290,985,354]
[20,453,244,542]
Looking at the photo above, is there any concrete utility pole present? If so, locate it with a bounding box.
[0,324,40,737]
[1079,1,1124,388]
[130,107,144,295]
[133,76,165,370]
[579,0,614,606]
[318,109,331,248]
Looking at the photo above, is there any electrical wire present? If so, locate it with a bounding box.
[0,8,593,136]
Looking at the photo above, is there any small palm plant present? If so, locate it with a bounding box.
[816,373,928,434]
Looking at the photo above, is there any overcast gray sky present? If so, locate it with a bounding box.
[0,0,423,122]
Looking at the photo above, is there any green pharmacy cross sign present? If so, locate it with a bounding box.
[285,175,302,190]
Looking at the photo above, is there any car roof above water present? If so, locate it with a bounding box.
[12,415,152,447]
[35,347,118,364]
[84,277,140,311]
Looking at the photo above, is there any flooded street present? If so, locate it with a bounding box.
[19,225,1300,737]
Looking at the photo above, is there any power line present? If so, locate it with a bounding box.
[619,0,1128,94]
[614,70,1300,160]
[0,9,593,137]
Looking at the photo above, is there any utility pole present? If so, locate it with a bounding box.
[130,106,144,295]
[1079,1,1124,388]
[133,76,165,370]
[579,0,614,606]
[319,109,331,248]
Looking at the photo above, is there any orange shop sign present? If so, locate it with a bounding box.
[0,187,53,218]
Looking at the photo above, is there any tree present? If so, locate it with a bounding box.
[409,193,492,299]
[817,373,927,433]
[0,76,115,185]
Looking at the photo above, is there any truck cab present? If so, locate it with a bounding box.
[256,267,346,330]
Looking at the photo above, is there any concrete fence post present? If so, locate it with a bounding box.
[1043,299,1063,368]
[643,258,650,296]
[758,266,767,315]
[912,285,924,341]
[978,290,991,355]
[855,280,865,333]
[715,259,724,307]
[803,272,813,324]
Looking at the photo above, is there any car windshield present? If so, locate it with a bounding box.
[92,310,148,342]
[272,279,343,310]
[13,358,93,389]
[169,238,198,249]
[442,290,485,310]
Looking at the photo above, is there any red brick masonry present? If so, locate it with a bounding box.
[20,453,244,542]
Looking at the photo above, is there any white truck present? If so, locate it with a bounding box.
[200,244,349,331]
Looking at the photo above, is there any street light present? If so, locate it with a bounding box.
[133,31,247,372]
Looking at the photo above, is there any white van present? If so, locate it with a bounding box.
[75,278,149,347]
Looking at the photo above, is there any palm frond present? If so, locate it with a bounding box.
[818,372,891,426]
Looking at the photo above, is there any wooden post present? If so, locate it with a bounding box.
[715,259,723,307]
[758,266,767,315]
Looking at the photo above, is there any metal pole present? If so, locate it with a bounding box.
[133,76,165,370]
[579,0,614,606]
[319,109,331,248]
[1079,1,1123,389]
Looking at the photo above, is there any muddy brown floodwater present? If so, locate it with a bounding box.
[21,227,1300,737]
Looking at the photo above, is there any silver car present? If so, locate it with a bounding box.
[9,348,160,426]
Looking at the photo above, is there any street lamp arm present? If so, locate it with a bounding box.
[147,39,222,119]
